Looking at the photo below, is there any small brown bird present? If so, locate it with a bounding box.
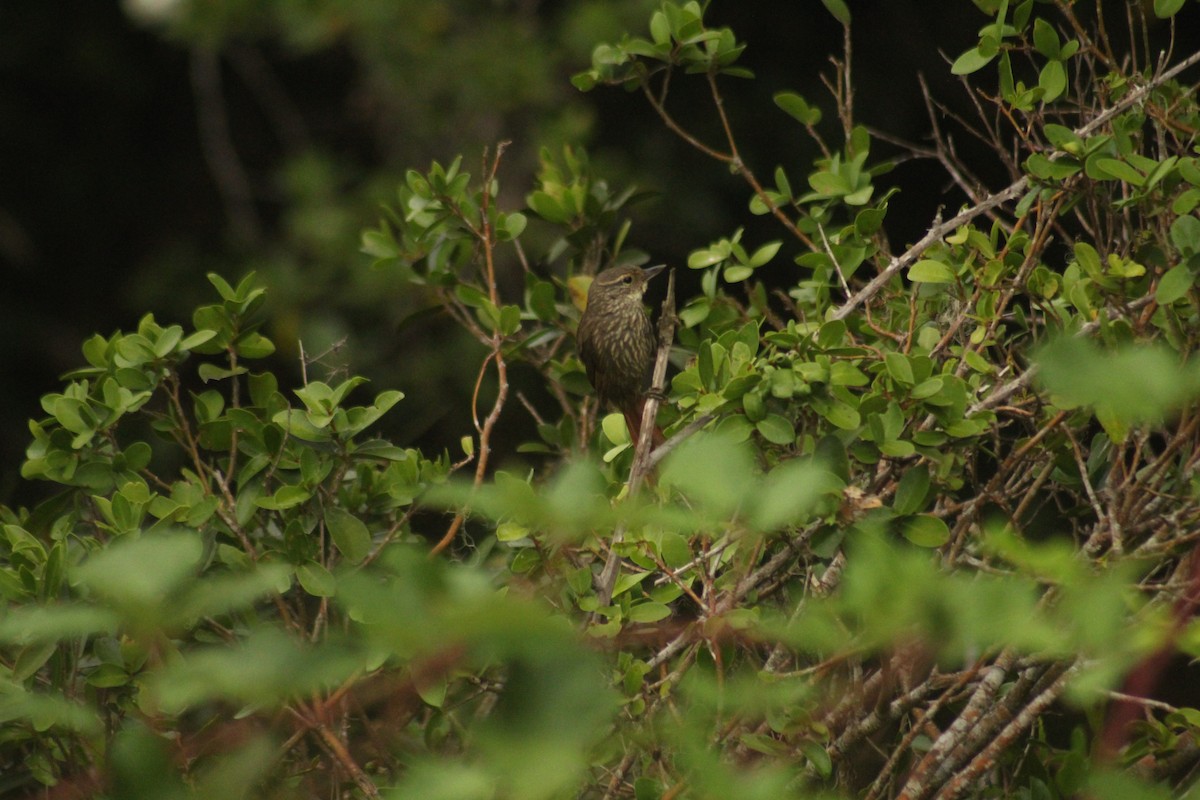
[577,264,666,446]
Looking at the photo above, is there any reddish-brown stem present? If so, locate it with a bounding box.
[431,143,511,557]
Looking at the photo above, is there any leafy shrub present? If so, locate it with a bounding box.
[5,2,1200,798]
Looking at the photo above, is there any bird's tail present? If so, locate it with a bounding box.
[623,398,666,450]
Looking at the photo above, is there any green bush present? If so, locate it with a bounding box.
[5,2,1200,798]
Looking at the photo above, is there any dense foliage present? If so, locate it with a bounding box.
[5,1,1200,798]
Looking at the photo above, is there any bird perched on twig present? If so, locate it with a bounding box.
[576,264,666,447]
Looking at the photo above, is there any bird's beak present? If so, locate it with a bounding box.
[643,264,667,280]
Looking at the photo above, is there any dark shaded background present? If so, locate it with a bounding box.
[2,0,1195,505]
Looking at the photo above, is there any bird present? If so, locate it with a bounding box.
[576,264,666,447]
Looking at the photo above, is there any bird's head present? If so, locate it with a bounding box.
[587,264,665,308]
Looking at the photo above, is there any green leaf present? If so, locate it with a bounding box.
[649,10,671,44]
[688,248,726,269]
[235,332,276,359]
[179,329,218,351]
[756,414,795,445]
[821,401,861,430]
[1043,123,1083,152]
[908,259,956,284]
[0,605,118,645]
[963,349,995,374]
[1157,264,1194,304]
[801,739,833,778]
[951,46,996,75]
[86,663,131,688]
[73,531,203,612]
[911,376,944,400]
[1038,60,1067,103]
[570,71,597,92]
[829,362,868,386]
[415,675,448,709]
[360,229,399,259]
[198,363,248,383]
[885,353,914,385]
[296,562,336,597]
[602,443,630,463]
[1153,0,1186,17]
[660,432,757,517]
[723,265,753,282]
[656,532,692,567]
[501,212,527,240]
[496,521,530,542]
[748,241,782,267]
[255,484,311,510]
[499,304,522,336]
[844,184,874,206]
[52,397,93,435]
[817,320,846,348]
[601,412,629,445]
[773,166,793,200]
[153,325,183,358]
[340,389,404,438]
[612,571,652,599]
[903,514,951,547]
[880,439,916,458]
[528,279,557,321]
[122,441,152,471]
[627,603,672,623]
[819,0,851,23]
[773,92,822,126]
[1032,18,1061,58]
[1093,158,1145,185]
[808,170,851,197]
[1073,241,1102,277]
[13,641,58,682]
[527,190,568,223]
[679,297,711,327]
[273,409,332,442]
[207,272,238,301]
[324,507,372,564]
[894,465,931,516]
[1180,158,1200,187]
[751,460,842,531]
[1170,215,1200,255]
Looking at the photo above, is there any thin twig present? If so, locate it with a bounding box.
[431,144,512,556]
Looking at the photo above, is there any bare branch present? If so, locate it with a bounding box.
[833,47,1200,322]
[596,269,678,606]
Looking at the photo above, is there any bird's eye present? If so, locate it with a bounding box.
[621,275,633,284]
